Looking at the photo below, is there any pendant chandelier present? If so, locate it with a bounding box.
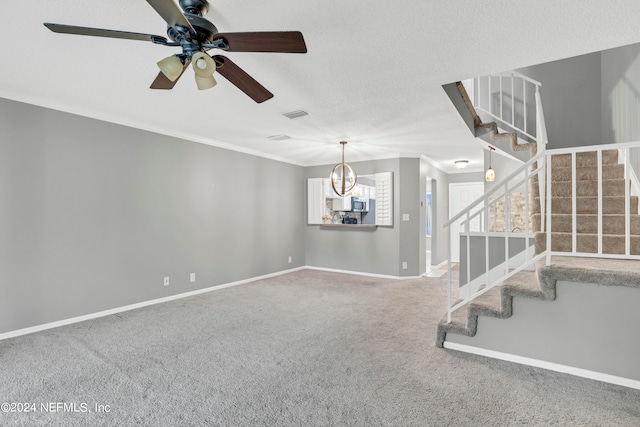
[485,146,495,182]
[331,141,357,196]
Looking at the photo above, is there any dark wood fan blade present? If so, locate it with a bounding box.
[44,23,165,42]
[150,59,190,90]
[213,55,273,103]
[214,32,307,53]
[146,0,196,35]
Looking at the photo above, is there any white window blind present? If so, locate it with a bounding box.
[375,172,393,226]
[307,178,324,224]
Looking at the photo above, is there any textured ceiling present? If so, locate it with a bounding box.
[2,1,640,172]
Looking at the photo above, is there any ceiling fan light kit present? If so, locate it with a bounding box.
[157,55,185,82]
[44,0,307,102]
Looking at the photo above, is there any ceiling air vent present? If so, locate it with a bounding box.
[282,110,309,119]
[267,134,291,141]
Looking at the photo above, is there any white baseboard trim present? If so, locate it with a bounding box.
[431,259,448,270]
[0,266,306,342]
[444,341,640,391]
[305,266,422,280]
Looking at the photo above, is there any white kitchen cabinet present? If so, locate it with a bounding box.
[332,196,352,211]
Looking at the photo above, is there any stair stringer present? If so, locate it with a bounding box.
[436,259,556,348]
[455,81,536,162]
[436,256,640,349]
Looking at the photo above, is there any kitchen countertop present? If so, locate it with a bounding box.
[319,224,377,228]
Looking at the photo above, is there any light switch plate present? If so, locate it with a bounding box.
[402,214,410,221]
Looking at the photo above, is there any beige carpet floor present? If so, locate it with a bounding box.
[0,269,638,426]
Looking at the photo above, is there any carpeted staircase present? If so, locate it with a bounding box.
[439,81,640,358]
[437,148,640,349]
[532,149,640,254]
[436,256,640,349]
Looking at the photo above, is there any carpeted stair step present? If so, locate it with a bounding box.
[502,266,556,301]
[531,213,640,235]
[548,164,624,182]
[436,286,510,347]
[548,179,625,197]
[534,232,640,254]
[550,150,618,168]
[530,179,626,199]
[531,196,638,215]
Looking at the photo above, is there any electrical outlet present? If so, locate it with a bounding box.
[402,262,408,270]
[190,273,196,283]
[164,276,170,286]
[402,214,410,221]
[288,256,292,263]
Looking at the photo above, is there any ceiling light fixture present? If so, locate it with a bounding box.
[331,141,357,197]
[486,146,496,182]
[454,160,469,169]
[157,55,184,82]
[192,52,217,90]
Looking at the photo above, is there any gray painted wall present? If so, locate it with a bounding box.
[305,158,403,276]
[484,150,524,193]
[305,157,440,277]
[518,52,603,149]
[421,159,453,267]
[0,97,305,334]
[601,42,640,144]
[459,236,533,286]
[448,280,640,381]
[515,41,640,149]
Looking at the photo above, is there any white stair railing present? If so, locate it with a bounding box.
[444,141,640,324]
[468,71,543,142]
[543,141,640,265]
[445,70,640,327]
[444,151,546,322]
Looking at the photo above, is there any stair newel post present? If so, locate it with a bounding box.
[466,212,471,296]
[485,198,490,287]
[505,186,511,275]
[546,152,552,266]
[572,152,577,253]
[499,72,503,121]
[597,150,603,254]
[511,73,515,125]
[523,78,528,136]
[447,223,452,323]
[625,147,631,256]
[524,166,530,264]
[489,75,493,116]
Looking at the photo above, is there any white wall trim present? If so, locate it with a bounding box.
[444,341,640,391]
[0,266,305,342]
[0,90,305,167]
[305,265,422,280]
[432,259,448,270]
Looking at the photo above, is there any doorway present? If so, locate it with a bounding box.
[425,177,433,272]
[449,182,484,263]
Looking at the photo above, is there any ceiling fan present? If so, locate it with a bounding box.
[44,0,307,103]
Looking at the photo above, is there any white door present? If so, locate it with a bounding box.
[449,182,484,262]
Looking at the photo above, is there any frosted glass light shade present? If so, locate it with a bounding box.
[192,52,216,77]
[195,74,217,90]
[157,56,184,82]
[485,167,495,182]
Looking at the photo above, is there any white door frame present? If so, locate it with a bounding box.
[449,182,484,263]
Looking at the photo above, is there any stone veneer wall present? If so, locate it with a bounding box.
[489,192,535,232]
